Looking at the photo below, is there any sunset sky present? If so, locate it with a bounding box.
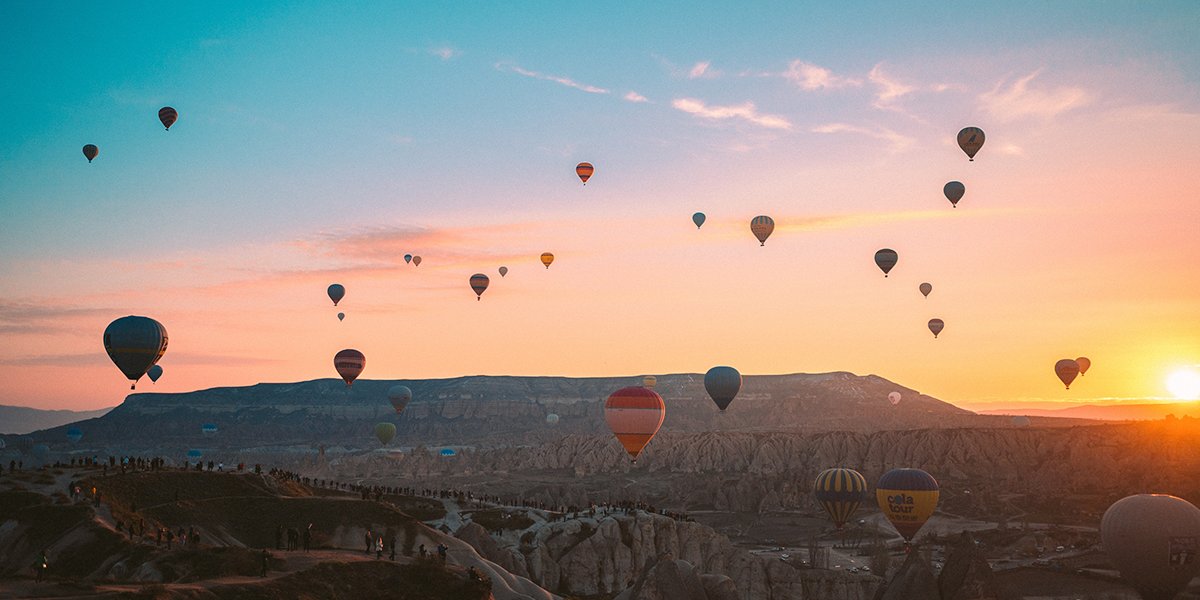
[2,2,1198,411]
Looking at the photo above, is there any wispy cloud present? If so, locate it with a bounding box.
[671,98,792,130]
[498,63,609,95]
[782,60,861,91]
[979,70,1090,121]
[811,122,915,151]
[429,46,461,61]
[623,91,649,103]
[868,64,915,110]
[688,61,720,79]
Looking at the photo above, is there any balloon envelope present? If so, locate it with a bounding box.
[957,127,985,160]
[337,312,345,321]
[83,144,98,162]
[928,319,944,338]
[187,449,202,459]
[1011,415,1031,427]
[888,392,902,406]
[576,162,594,184]
[440,448,457,457]
[546,413,560,425]
[919,283,932,298]
[147,364,163,383]
[1076,357,1091,376]
[944,181,965,207]
[103,316,169,389]
[874,249,898,277]
[158,106,178,130]
[404,254,412,264]
[692,212,706,229]
[66,427,83,443]
[1055,359,1080,389]
[876,468,939,542]
[327,284,345,306]
[202,423,218,435]
[388,385,413,414]
[499,266,508,277]
[540,253,554,269]
[604,386,666,462]
[470,274,490,300]
[642,375,657,388]
[374,422,396,446]
[334,349,365,387]
[704,366,742,411]
[413,256,422,266]
[1102,494,1200,600]
[814,468,868,529]
[750,216,774,246]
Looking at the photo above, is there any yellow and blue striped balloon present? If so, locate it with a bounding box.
[813,468,868,529]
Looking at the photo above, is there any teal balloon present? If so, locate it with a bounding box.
[704,366,742,411]
[692,212,706,229]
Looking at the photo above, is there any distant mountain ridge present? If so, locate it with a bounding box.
[6,372,990,451]
[0,404,112,434]
[980,401,1200,421]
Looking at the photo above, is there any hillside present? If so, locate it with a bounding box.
[0,404,113,435]
[981,401,1200,421]
[3,372,994,454]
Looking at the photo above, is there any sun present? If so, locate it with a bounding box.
[1166,368,1200,400]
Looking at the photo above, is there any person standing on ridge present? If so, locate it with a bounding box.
[34,549,48,582]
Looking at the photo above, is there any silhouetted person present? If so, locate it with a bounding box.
[419,544,426,559]
[365,530,373,555]
[437,543,448,562]
[303,525,312,552]
[260,549,270,577]
[34,549,48,582]
[388,532,397,561]
[376,536,383,559]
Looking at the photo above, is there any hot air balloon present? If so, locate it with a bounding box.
[412,256,422,267]
[1055,359,1080,389]
[470,274,490,301]
[928,319,944,339]
[919,283,932,298]
[440,448,457,457]
[540,253,554,269]
[83,144,98,163]
[388,385,412,414]
[499,266,508,277]
[876,468,939,542]
[103,316,169,389]
[576,162,594,184]
[66,427,83,443]
[202,423,218,435]
[874,249,898,277]
[692,213,706,229]
[546,413,560,425]
[888,392,902,406]
[704,366,742,411]
[750,216,774,246]
[147,364,163,383]
[1011,415,1031,427]
[814,468,868,530]
[337,312,345,322]
[334,349,365,387]
[374,422,396,446]
[187,449,203,460]
[944,181,965,208]
[604,386,666,463]
[327,284,345,306]
[957,127,985,161]
[404,254,412,264]
[643,375,657,388]
[1102,494,1200,600]
[1076,357,1091,376]
[158,107,178,130]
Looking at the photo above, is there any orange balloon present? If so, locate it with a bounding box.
[576,162,594,184]
[604,386,665,463]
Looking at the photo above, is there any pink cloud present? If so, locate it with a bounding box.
[499,63,610,95]
[671,98,792,130]
[782,60,861,90]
